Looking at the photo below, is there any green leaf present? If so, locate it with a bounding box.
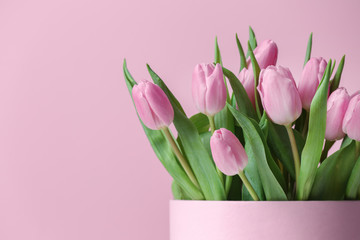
[346,154,360,199]
[214,36,223,65]
[341,135,352,148]
[123,60,203,200]
[247,26,257,56]
[304,32,313,66]
[267,122,305,179]
[147,64,226,200]
[190,113,209,134]
[297,59,332,200]
[330,60,336,76]
[213,38,235,133]
[330,55,345,93]
[236,33,247,72]
[310,141,358,200]
[247,42,262,119]
[222,67,257,120]
[227,175,242,200]
[172,181,191,200]
[252,117,287,192]
[228,104,287,200]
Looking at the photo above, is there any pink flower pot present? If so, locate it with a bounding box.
[170,200,360,240]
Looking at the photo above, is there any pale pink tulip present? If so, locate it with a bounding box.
[210,128,248,176]
[132,80,174,130]
[325,88,350,141]
[298,57,327,110]
[342,93,360,141]
[192,63,226,116]
[238,67,256,107]
[258,65,302,126]
[248,39,278,69]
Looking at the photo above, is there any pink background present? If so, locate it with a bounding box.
[0,0,359,239]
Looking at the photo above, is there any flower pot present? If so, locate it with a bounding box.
[170,200,360,240]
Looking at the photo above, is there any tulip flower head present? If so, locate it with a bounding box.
[239,67,256,107]
[258,65,302,126]
[248,39,278,69]
[210,128,248,176]
[192,63,227,116]
[342,93,360,141]
[325,88,350,141]
[298,57,327,110]
[132,80,174,130]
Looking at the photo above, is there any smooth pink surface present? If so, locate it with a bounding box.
[1,0,360,240]
[170,200,360,240]
[210,128,248,175]
[192,63,226,116]
[258,66,302,125]
[132,80,174,130]
[325,88,350,141]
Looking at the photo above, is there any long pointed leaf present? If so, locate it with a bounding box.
[297,59,332,200]
[346,155,360,199]
[228,104,287,200]
[222,67,257,120]
[147,64,226,200]
[123,60,203,200]
[247,42,262,119]
[330,55,346,93]
[236,33,247,72]
[304,32,313,66]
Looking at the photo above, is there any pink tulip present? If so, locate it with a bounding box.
[342,93,360,141]
[258,65,302,126]
[192,63,227,116]
[325,88,350,141]
[132,80,174,130]
[210,128,248,176]
[248,39,278,69]
[298,57,327,110]
[238,68,256,107]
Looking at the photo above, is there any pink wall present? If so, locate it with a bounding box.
[0,0,359,239]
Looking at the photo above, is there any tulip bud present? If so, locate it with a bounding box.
[298,57,327,110]
[342,93,360,141]
[325,88,350,141]
[192,63,227,116]
[132,80,174,130]
[238,67,255,107]
[210,128,248,176]
[258,66,302,126]
[249,39,278,69]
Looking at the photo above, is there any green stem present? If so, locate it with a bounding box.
[208,115,224,184]
[301,111,309,138]
[356,141,360,157]
[320,140,335,162]
[238,171,259,201]
[162,127,200,189]
[208,115,216,134]
[285,125,301,185]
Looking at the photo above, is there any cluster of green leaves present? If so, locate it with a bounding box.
[124,27,359,201]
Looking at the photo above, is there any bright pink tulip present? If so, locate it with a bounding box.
[192,63,226,116]
[248,39,278,69]
[342,93,360,141]
[325,88,350,141]
[298,57,327,110]
[238,68,256,107]
[210,128,248,176]
[132,80,174,130]
[258,65,302,126]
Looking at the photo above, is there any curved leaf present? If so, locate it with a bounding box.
[147,64,226,200]
[297,59,332,200]
[124,60,203,200]
[190,113,209,134]
[228,104,287,200]
[222,67,257,120]
[330,55,345,93]
[304,32,313,66]
[236,33,247,72]
[346,155,360,199]
[310,141,357,200]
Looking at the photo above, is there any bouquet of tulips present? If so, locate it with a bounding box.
[124,28,360,201]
